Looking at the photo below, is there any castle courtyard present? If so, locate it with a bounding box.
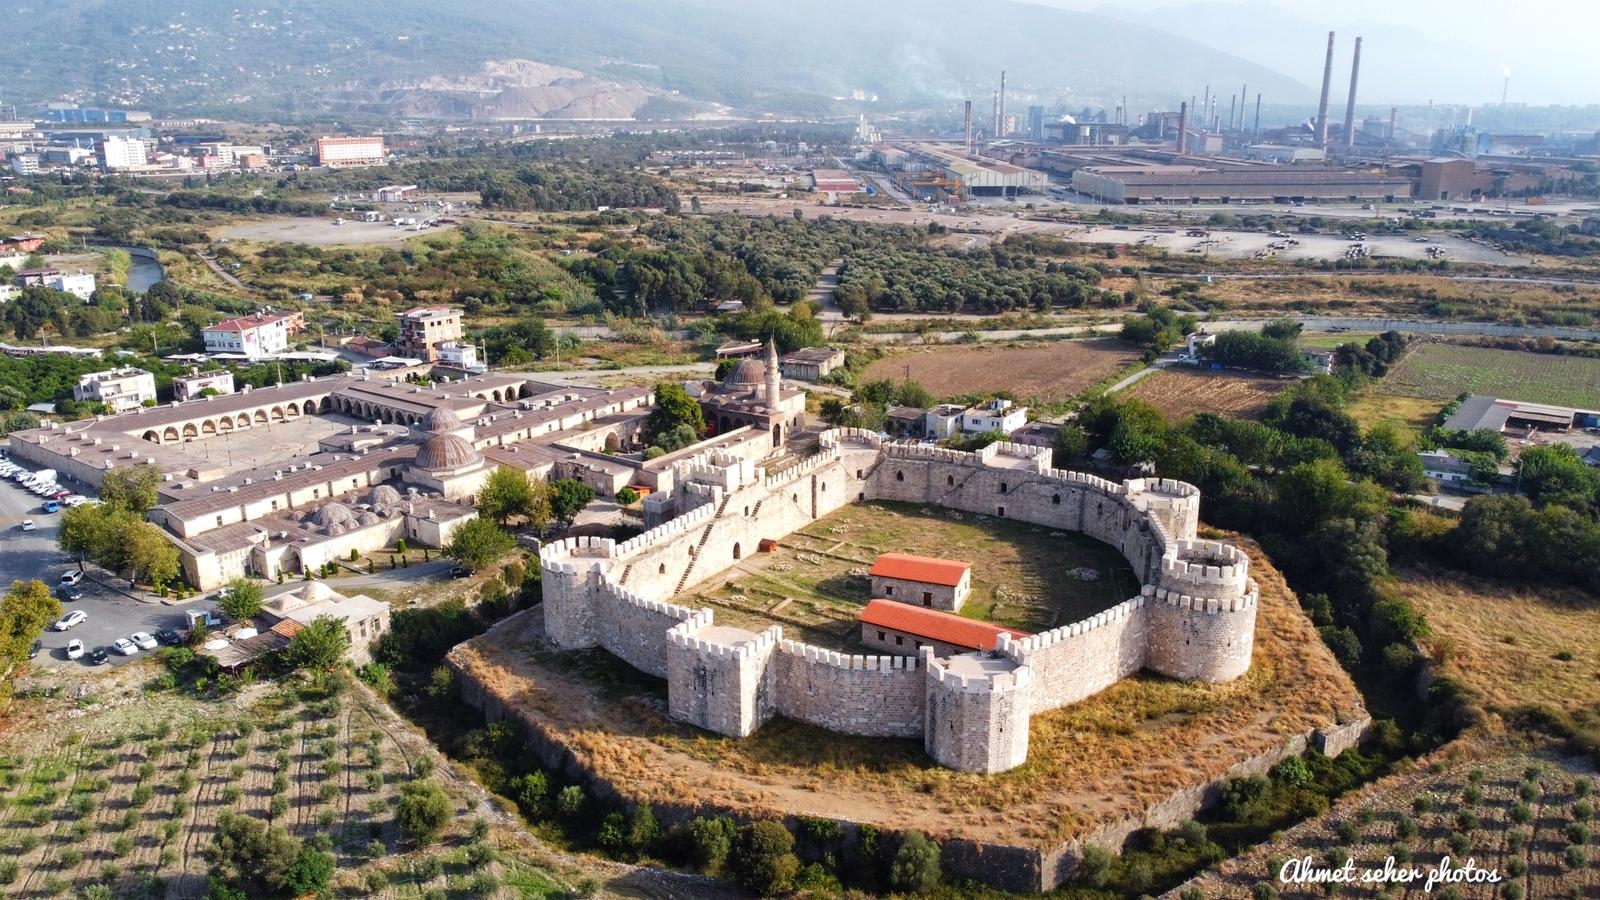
[686,500,1139,652]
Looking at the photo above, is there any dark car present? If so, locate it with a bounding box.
[88,647,109,665]
[55,586,84,602]
[450,564,473,578]
[155,628,182,647]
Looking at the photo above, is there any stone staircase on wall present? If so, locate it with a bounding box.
[673,494,733,595]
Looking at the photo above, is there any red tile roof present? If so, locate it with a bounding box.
[868,552,970,587]
[859,599,1028,651]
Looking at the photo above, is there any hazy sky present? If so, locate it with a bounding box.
[1032,0,1600,104]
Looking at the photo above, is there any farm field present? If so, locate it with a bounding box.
[861,339,1142,404]
[0,674,583,899]
[1372,344,1600,408]
[1346,394,1443,434]
[686,500,1139,651]
[1123,369,1286,422]
[1400,567,1600,713]
[1181,746,1600,899]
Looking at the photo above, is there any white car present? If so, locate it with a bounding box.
[66,639,84,660]
[129,632,158,651]
[53,610,87,631]
[63,496,86,507]
[59,571,84,586]
[111,638,138,656]
[19,520,34,531]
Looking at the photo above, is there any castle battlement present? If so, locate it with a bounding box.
[539,427,1257,774]
[777,639,921,672]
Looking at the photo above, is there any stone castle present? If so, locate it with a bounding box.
[538,429,1258,774]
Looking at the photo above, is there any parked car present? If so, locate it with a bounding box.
[155,628,182,647]
[66,639,84,660]
[55,586,83,602]
[129,632,158,651]
[53,610,87,631]
[111,638,137,656]
[42,500,59,514]
[19,520,34,531]
[60,570,84,586]
[89,647,109,665]
[63,495,86,507]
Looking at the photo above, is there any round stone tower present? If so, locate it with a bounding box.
[1144,539,1257,682]
[538,537,616,650]
[923,651,1032,774]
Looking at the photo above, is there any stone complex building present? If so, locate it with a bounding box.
[694,339,806,443]
[8,370,658,590]
[869,552,972,611]
[859,599,1027,656]
[540,430,1266,774]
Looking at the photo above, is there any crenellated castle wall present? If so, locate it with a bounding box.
[539,430,1266,774]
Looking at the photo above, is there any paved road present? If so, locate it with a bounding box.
[0,470,188,671]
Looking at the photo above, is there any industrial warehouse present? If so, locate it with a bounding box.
[872,142,1048,199]
[1069,162,1413,204]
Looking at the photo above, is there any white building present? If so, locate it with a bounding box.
[376,184,418,202]
[924,404,965,440]
[202,313,293,359]
[49,271,96,300]
[262,582,391,665]
[99,136,149,171]
[72,367,157,414]
[315,136,386,168]
[9,155,39,176]
[172,369,236,402]
[960,398,1028,435]
[435,341,482,372]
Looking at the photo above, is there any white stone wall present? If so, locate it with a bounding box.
[772,641,925,738]
[996,597,1150,714]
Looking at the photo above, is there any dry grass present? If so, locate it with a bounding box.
[1402,567,1600,713]
[453,533,1364,849]
[1346,393,1442,434]
[1123,369,1288,423]
[862,339,1142,404]
[1372,344,1600,408]
[690,501,1137,649]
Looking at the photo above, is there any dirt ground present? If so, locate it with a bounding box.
[862,339,1142,404]
[219,217,459,247]
[1124,369,1288,423]
[688,500,1138,651]
[452,534,1365,851]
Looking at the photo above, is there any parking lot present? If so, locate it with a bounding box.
[0,460,189,671]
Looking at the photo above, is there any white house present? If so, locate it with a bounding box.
[202,313,293,359]
[49,271,96,300]
[435,341,482,372]
[172,368,236,401]
[72,367,157,414]
[960,398,1028,435]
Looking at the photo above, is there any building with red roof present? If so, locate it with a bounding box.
[858,599,1028,657]
[869,552,972,611]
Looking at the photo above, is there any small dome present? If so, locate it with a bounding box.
[415,433,481,471]
[367,484,403,509]
[307,502,355,529]
[724,358,765,386]
[357,511,381,527]
[421,406,463,433]
[299,581,336,603]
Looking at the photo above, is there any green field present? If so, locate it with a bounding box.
[1373,344,1600,408]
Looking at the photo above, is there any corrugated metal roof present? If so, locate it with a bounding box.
[868,553,970,586]
[859,599,1027,651]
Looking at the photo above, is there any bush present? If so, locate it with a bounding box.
[889,830,942,894]
[596,812,629,857]
[1566,845,1587,869]
[415,855,444,881]
[733,822,800,896]
[687,816,736,874]
[364,870,388,893]
[557,785,584,817]
[629,804,661,855]
[395,780,452,846]
[1335,821,1360,845]
[285,846,334,896]
[1577,799,1595,821]
[0,860,16,884]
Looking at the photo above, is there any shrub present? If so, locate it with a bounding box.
[1462,785,1482,805]
[629,804,661,855]
[1568,822,1590,845]
[1396,816,1416,839]
[1577,799,1595,821]
[1413,796,1434,814]
[1512,802,1533,824]
[316,809,335,829]
[72,794,97,815]
[59,847,84,867]
[318,782,337,802]
[1335,821,1360,845]
[1447,832,1470,856]
[1456,810,1479,832]
[415,855,445,881]
[1507,857,1528,877]
[285,846,335,897]
[1578,780,1594,799]
[1078,844,1115,888]
[466,841,495,867]
[733,822,800,897]
[364,869,388,892]
[0,860,16,884]
[471,817,491,841]
[172,798,190,817]
[1509,832,1527,853]
[889,830,942,894]
[557,785,584,817]
[41,876,68,896]
[395,780,452,846]
[596,812,629,857]
[1253,883,1279,900]
[687,816,736,874]
[113,835,133,857]
[270,795,289,818]
[1504,884,1524,900]
[132,784,153,807]
[1519,782,1539,802]
[414,755,434,778]
[223,785,242,802]
[1566,845,1587,869]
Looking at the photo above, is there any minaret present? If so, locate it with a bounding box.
[764,338,781,413]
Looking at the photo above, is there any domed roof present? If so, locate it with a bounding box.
[421,406,463,433]
[415,433,481,471]
[298,581,336,603]
[307,502,356,529]
[724,358,766,386]
[367,484,403,510]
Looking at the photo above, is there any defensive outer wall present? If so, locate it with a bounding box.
[537,429,1263,775]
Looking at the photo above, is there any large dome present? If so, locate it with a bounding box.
[420,406,463,433]
[307,502,356,529]
[724,358,766,386]
[415,433,481,471]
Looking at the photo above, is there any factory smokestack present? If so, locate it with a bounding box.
[1254,94,1262,135]
[998,70,1007,137]
[992,91,1000,138]
[1389,106,1398,140]
[1177,101,1188,154]
[963,100,973,153]
[1239,84,1247,128]
[1202,85,1209,131]
[1228,95,1236,133]
[1501,66,1511,107]
[1316,31,1336,147]
[1343,37,1362,147]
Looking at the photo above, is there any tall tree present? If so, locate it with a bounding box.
[642,382,705,448]
[286,616,350,671]
[100,464,161,514]
[549,479,596,527]
[124,522,180,588]
[0,580,61,709]
[477,467,535,526]
[443,518,515,571]
[216,578,264,622]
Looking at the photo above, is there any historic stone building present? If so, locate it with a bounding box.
[695,339,806,444]
[869,552,972,611]
[539,430,1267,774]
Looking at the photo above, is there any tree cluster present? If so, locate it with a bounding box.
[479,166,679,213]
[1120,305,1199,354]
[834,243,1114,315]
[58,466,181,589]
[1335,331,1410,377]
[203,812,333,899]
[1200,324,1309,375]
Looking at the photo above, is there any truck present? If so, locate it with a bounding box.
[185,608,222,629]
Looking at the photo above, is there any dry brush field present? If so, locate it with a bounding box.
[862,339,1142,403]
[1123,369,1288,422]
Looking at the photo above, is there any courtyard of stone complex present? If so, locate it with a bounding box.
[682,500,1139,652]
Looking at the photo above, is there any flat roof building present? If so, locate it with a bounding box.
[316,136,386,168]
[72,367,157,414]
[396,307,464,363]
[1072,163,1412,204]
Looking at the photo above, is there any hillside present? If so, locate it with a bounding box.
[12,0,1308,119]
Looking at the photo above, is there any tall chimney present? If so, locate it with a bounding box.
[1228,95,1236,133]
[1316,31,1336,147]
[998,70,1007,137]
[1122,95,1127,126]
[1255,94,1262,135]
[963,100,973,153]
[1388,106,1398,140]
[1343,36,1362,147]
[1239,84,1247,128]
[1177,101,1188,154]
[992,91,1000,138]
[1202,85,1210,131]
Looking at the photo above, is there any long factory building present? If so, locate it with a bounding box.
[1069,161,1413,204]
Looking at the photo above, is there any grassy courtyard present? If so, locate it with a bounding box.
[682,501,1140,651]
